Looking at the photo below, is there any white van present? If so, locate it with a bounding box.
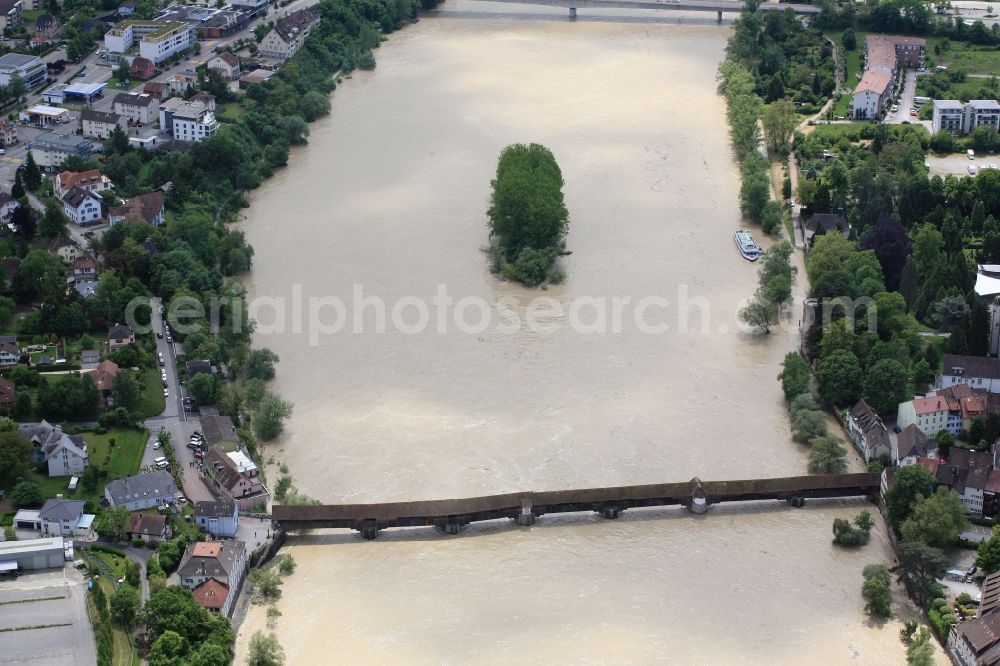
[969,149,976,160]
[154,456,169,469]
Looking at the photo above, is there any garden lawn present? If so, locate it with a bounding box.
[136,369,165,419]
[87,428,148,480]
[930,38,1000,75]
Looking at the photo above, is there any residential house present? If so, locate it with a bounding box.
[194,499,238,538]
[238,68,275,89]
[846,399,891,462]
[81,109,127,140]
[189,91,216,111]
[47,236,80,264]
[112,93,159,125]
[849,35,925,120]
[109,191,164,226]
[21,420,88,477]
[203,449,268,510]
[0,119,17,146]
[13,499,94,537]
[895,424,938,466]
[207,51,239,80]
[107,323,135,350]
[897,394,951,437]
[70,256,99,281]
[128,57,155,81]
[933,99,966,135]
[185,359,213,381]
[802,213,849,249]
[935,448,999,517]
[949,570,1000,665]
[158,97,218,143]
[941,355,1000,393]
[104,470,179,511]
[177,540,247,616]
[62,187,104,226]
[0,0,22,30]
[192,578,229,615]
[962,394,990,433]
[0,53,45,90]
[29,132,94,171]
[142,81,168,100]
[35,13,59,39]
[259,7,320,61]
[0,337,18,367]
[0,376,14,411]
[201,414,237,446]
[80,349,100,367]
[53,169,111,200]
[91,359,118,403]
[124,512,169,543]
[0,192,17,219]
[164,71,197,95]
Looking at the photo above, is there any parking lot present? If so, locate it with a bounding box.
[0,571,95,665]
[927,152,1000,177]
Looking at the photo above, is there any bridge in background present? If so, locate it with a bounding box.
[272,473,880,539]
[464,0,822,21]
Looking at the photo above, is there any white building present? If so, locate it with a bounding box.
[259,7,320,61]
[62,187,104,226]
[81,109,127,140]
[104,20,195,65]
[13,500,94,538]
[933,99,1000,135]
[940,354,1000,393]
[29,132,93,171]
[896,394,950,437]
[104,470,179,511]
[112,92,159,125]
[0,0,23,31]
[845,399,891,462]
[0,53,46,90]
[21,421,89,477]
[158,97,218,142]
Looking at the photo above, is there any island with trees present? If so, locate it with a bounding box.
[486,143,570,287]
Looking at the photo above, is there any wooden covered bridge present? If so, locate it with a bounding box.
[271,473,880,540]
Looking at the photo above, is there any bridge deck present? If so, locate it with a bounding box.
[463,0,822,14]
[272,473,880,535]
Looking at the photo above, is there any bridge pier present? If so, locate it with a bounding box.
[569,6,576,18]
[787,497,806,508]
[360,520,380,540]
[443,521,462,535]
[517,498,535,526]
[600,505,621,520]
[716,9,722,22]
[688,477,709,514]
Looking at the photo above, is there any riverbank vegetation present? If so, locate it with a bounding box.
[485,144,569,287]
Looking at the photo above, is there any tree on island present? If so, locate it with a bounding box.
[486,143,569,287]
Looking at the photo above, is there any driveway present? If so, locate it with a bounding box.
[0,569,96,665]
[88,540,154,601]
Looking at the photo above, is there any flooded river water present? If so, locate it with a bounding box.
[235,2,920,662]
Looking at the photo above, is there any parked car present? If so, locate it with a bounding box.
[157,332,163,339]
[163,388,169,397]
[153,441,161,450]
[193,450,204,459]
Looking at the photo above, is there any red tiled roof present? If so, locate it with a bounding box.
[192,578,229,609]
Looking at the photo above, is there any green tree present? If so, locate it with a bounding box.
[976,529,1000,575]
[12,249,65,305]
[906,631,935,666]
[842,28,856,50]
[10,480,41,507]
[855,510,875,537]
[761,99,798,153]
[190,643,231,666]
[487,143,569,278]
[106,124,129,155]
[253,392,292,441]
[186,373,217,405]
[39,200,68,240]
[815,349,863,406]
[22,152,41,191]
[738,294,777,334]
[10,171,23,199]
[109,583,140,625]
[246,631,284,666]
[111,370,141,412]
[885,464,937,527]
[833,517,865,546]
[244,348,279,381]
[895,540,948,604]
[900,487,969,547]
[251,568,282,600]
[862,564,892,618]
[777,353,810,401]
[863,359,908,414]
[94,505,130,541]
[0,431,33,489]
[792,408,827,444]
[148,630,188,666]
[808,435,848,473]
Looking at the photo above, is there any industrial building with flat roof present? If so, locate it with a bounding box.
[0,536,67,572]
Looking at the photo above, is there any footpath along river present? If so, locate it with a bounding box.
[235,1,932,662]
